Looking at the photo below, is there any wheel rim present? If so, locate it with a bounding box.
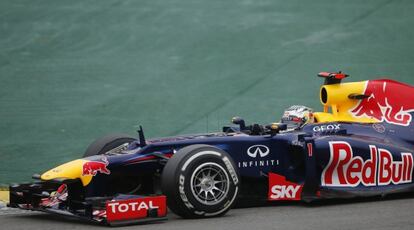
[190,162,230,206]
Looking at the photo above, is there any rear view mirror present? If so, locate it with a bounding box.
[231,117,246,130]
[268,123,287,136]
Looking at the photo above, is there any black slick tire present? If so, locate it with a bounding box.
[161,144,240,218]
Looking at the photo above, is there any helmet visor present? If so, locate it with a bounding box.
[281,116,303,129]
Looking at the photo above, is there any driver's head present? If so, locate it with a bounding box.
[281,105,314,130]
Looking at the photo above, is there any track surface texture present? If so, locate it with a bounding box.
[1,194,414,230]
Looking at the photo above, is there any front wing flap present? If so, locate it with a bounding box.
[9,181,167,226]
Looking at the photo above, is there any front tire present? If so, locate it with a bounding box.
[161,145,240,218]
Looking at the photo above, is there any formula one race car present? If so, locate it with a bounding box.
[9,72,414,226]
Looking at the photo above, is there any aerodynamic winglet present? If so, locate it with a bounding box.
[318,71,349,85]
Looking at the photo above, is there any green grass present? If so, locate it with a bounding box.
[1,0,414,183]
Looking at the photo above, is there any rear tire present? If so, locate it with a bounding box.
[83,133,136,157]
[161,144,240,218]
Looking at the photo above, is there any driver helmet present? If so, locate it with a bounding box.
[281,105,314,130]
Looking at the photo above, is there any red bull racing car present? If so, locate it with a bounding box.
[9,72,414,226]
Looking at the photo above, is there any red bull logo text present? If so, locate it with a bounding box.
[82,157,110,176]
[322,141,414,187]
[351,80,414,126]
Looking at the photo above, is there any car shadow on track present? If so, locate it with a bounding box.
[234,192,414,209]
[8,213,101,227]
[8,211,171,227]
[304,192,414,207]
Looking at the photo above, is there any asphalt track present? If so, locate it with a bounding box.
[1,194,414,230]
